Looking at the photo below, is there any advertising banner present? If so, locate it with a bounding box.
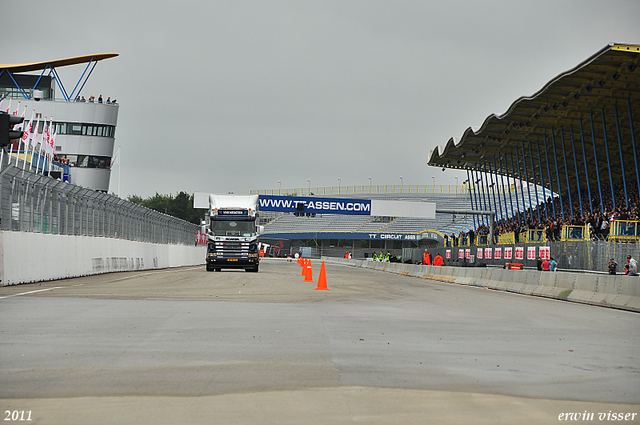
[258,195,371,215]
[504,247,512,259]
[539,246,550,259]
[515,247,524,260]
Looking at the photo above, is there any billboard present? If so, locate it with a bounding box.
[258,195,435,218]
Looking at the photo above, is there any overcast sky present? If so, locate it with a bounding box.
[3,1,640,198]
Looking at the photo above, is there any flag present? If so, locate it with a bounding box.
[50,125,57,155]
[47,119,55,155]
[43,119,51,155]
[16,105,26,128]
[21,111,34,148]
[29,117,39,149]
[110,146,120,168]
[29,117,40,171]
[35,118,47,172]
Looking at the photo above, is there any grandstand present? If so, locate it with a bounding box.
[258,43,639,269]
[261,185,553,231]
[262,191,472,232]
[428,43,639,226]
[260,190,478,258]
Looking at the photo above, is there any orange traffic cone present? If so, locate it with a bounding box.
[304,260,314,282]
[315,261,329,290]
[300,258,307,276]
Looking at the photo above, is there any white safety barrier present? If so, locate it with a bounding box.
[0,231,206,286]
[325,258,640,313]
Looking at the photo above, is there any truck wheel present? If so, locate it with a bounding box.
[246,264,259,273]
[215,268,222,272]
[206,264,214,272]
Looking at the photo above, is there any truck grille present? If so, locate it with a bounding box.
[215,242,249,258]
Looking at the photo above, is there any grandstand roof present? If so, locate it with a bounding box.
[0,53,119,73]
[428,43,640,195]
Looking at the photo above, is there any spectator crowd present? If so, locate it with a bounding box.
[450,183,639,245]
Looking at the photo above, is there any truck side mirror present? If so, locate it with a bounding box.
[257,225,264,236]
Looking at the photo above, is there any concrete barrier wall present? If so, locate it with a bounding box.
[0,231,206,286]
[330,258,640,313]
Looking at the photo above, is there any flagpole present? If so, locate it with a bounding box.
[118,145,121,197]
[29,115,39,172]
[47,117,53,174]
[15,105,27,167]
[36,117,46,174]
[8,102,19,165]
[22,110,35,171]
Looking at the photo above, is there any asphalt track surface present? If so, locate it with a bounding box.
[1,259,639,424]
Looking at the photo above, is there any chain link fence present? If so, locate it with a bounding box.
[0,164,198,245]
[402,240,640,273]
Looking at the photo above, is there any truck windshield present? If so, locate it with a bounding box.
[210,220,256,237]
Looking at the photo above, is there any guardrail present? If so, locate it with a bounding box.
[0,164,198,245]
[525,229,547,243]
[610,220,640,243]
[561,225,590,242]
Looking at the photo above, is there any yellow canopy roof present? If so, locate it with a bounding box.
[0,53,118,73]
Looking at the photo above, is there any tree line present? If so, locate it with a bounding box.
[127,191,205,225]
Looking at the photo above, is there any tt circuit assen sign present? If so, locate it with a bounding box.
[259,195,371,215]
[258,195,435,218]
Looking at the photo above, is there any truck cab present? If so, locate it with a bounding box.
[198,194,262,272]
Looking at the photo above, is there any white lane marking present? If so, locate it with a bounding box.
[0,266,203,300]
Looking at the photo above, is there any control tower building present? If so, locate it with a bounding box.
[0,53,119,192]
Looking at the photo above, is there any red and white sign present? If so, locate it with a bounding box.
[515,247,524,260]
[465,249,471,259]
[494,248,502,260]
[446,249,451,259]
[504,247,512,260]
[484,248,492,259]
[476,248,483,259]
[458,249,464,259]
[196,230,208,244]
[539,246,550,260]
[527,246,536,260]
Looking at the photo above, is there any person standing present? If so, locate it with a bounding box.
[433,253,444,266]
[549,257,557,271]
[542,258,551,271]
[423,249,431,265]
[608,258,618,275]
[626,255,638,276]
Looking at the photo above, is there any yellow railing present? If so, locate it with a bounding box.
[476,235,489,246]
[609,220,640,242]
[497,232,515,245]
[525,229,547,243]
[561,225,590,242]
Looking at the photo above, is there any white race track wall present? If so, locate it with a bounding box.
[325,257,640,313]
[0,231,206,286]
